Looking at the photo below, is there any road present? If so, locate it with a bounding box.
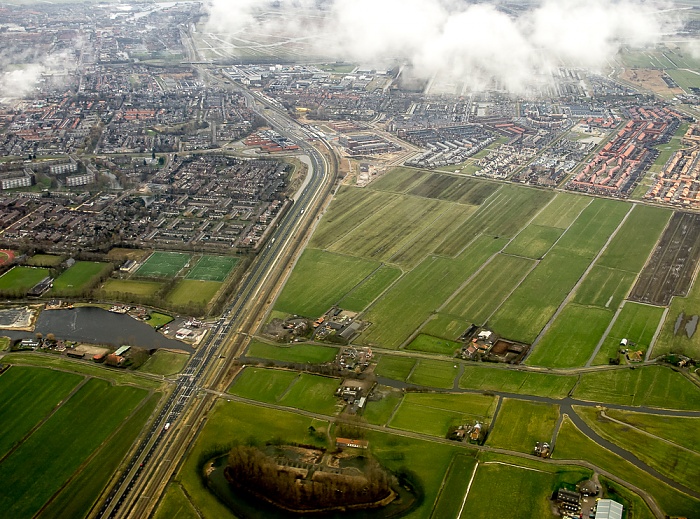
[94,75,336,519]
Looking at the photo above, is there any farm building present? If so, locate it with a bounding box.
[595,499,623,519]
[105,354,125,367]
[336,438,369,449]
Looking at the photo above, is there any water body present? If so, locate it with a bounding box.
[3,307,193,353]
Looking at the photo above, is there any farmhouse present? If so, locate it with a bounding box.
[335,437,369,449]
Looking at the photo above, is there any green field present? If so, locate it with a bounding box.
[166,279,221,307]
[572,265,636,309]
[139,350,189,376]
[135,251,191,278]
[274,249,379,318]
[245,340,338,364]
[0,266,50,292]
[444,253,535,324]
[502,224,564,259]
[277,373,341,415]
[26,254,63,267]
[389,392,496,437]
[0,366,83,457]
[361,235,507,349]
[458,462,588,519]
[574,365,700,410]
[369,168,430,193]
[362,387,403,426]
[487,399,559,453]
[529,193,591,228]
[458,365,577,398]
[374,354,416,381]
[228,367,300,403]
[153,484,199,519]
[404,333,461,355]
[0,377,148,518]
[51,261,112,296]
[100,278,164,297]
[431,455,477,519]
[575,406,700,491]
[337,265,402,312]
[592,303,665,365]
[601,408,700,453]
[527,303,614,368]
[406,358,459,389]
[655,269,700,358]
[186,255,238,282]
[554,417,700,517]
[421,313,471,341]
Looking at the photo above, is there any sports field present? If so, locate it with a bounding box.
[135,251,191,278]
[0,367,151,519]
[101,278,164,297]
[25,253,60,267]
[186,255,238,282]
[0,266,50,292]
[51,261,112,295]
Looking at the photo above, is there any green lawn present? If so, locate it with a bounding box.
[487,399,559,453]
[166,279,221,307]
[444,253,535,324]
[0,378,148,519]
[51,261,112,296]
[186,255,238,282]
[458,365,577,398]
[277,373,341,415]
[338,265,402,312]
[146,311,174,329]
[228,367,299,403]
[0,266,50,292]
[0,366,83,457]
[135,251,191,278]
[274,249,379,318]
[554,417,700,517]
[574,365,700,410]
[361,235,507,349]
[245,340,338,364]
[406,358,459,389]
[502,224,564,259]
[139,350,189,376]
[592,303,665,365]
[100,278,164,297]
[404,334,461,355]
[375,355,416,381]
[389,392,496,437]
[26,254,63,267]
[527,304,614,368]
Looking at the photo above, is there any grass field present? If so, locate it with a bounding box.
[337,265,402,312]
[527,303,614,368]
[529,193,591,228]
[0,378,148,518]
[139,350,189,376]
[592,303,665,365]
[574,365,700,410]
[361,235,507,349]
[106,248,149,262]
[0,266,50,292]
[572,265,636,309]
[100,278,164,297]
[362,387,403,426]
[51,261,112,296]
[654,270,700,358]
[406,358,459,388]
[166,279,221,307]
[404,334,461,355]
[601,409,700,453]
[421,313,471,341]
[444,253,535,324]
[575,406,700,491]
[146,311,174,329]
[502,224,564,259]
[38,392,160,519]
[487,399,559,453]
[0,367,83,457]
[374,354,416,381]
[554,417,700,517]
[135,251,191,278]
[245,340,338,364]
[186,255,238,282]
[458,462,587,519]
[153,484,199,519]
[277,373,341,415]
[228,367,299,403]
[431,455,477,519]
[458,365,577,398]
[369,168,430,193]
[274,249,379,318]
[26,254,63,267]
[489,249,592,343]
[389,392,496,437]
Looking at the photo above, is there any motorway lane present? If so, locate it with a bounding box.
[98,89,332,519]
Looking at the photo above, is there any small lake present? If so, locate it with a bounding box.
[3,307,194,353]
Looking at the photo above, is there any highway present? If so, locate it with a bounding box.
[94,75,336,519]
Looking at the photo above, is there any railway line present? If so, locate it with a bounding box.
[94,75,337,519]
